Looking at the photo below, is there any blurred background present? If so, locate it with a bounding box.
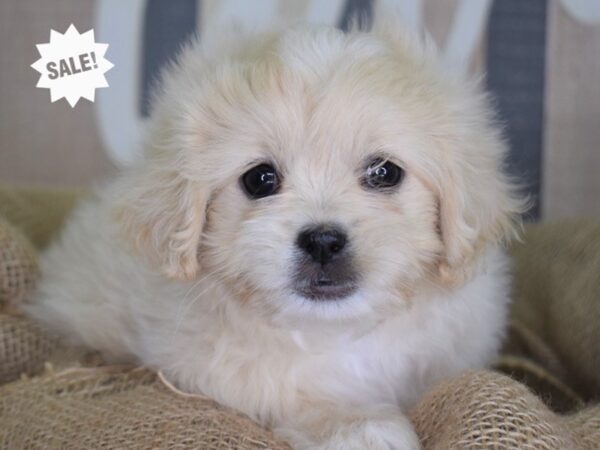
[0,0,599,221]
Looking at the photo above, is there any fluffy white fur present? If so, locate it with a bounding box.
[26,19,525,450]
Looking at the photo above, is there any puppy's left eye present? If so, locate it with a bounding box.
[241,163,281,199]
[363,158,404,190]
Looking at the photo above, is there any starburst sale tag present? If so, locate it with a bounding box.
[31,24,114,107]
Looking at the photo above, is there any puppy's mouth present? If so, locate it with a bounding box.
[293,267,359,301]
[295,278,358,301]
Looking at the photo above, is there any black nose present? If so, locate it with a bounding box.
[296,225,347,265]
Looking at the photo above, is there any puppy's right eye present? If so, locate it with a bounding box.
[241,164,281,199]
[363,158,404,191]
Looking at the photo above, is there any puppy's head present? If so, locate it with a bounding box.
[117,23,525,323]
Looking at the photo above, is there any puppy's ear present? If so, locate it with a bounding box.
[435,130,526,286]
[114,155,209,281]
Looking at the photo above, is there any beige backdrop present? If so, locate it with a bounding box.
[0,0,114,187]
[0,0,599,220]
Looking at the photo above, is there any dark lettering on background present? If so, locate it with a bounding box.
[47,52,99,80]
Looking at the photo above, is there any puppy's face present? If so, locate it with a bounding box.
[120,26,523,324]
[201,86,442,321]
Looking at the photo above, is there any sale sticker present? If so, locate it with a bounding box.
[31,24,114,107]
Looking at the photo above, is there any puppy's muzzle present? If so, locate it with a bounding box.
[293,224,358,300]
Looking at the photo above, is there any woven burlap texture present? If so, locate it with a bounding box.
[0,184,81,250]
[1,366,598,450]
[410,370,600,450]
[0,216,60,384]
[0,314,59,384]
[0,367,291,450]
[0,217,39,309]
[508,220,600,401]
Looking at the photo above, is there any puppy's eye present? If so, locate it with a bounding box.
[363,158,404,190]
[241,164,281,199]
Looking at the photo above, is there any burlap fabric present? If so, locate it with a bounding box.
[0,216,59,384]
[0,313,59,385]
[0,217,38,309]
[0,184,80,250]
[1,186,599,449]
[1,367,599,450]
[0,187,78,384]
[506,220,600,403]
[0,367,290,449]
[410,370,600,450]
[2,366,598,450]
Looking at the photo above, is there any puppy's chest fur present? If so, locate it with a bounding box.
[159,257,508,423]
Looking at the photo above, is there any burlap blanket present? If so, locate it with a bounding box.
[1,185,599,449]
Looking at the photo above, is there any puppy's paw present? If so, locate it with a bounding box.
[277,407,420,450]
[321,417,420,450]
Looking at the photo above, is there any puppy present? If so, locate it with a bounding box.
[26,17,525,450]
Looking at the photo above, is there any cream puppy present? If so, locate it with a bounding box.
[26,19,524,450]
